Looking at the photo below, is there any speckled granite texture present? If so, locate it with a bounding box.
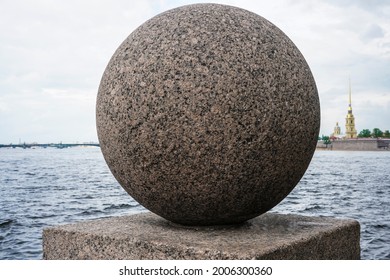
[43,212,360,260]
[96,4,320,225]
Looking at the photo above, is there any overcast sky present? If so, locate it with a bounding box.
[1,0,389,143]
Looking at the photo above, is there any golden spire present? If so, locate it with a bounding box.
[349,78,352,107]
[345,78,357,138]
[348,77,353,113]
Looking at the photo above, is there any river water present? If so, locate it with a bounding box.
[0,147,389,259]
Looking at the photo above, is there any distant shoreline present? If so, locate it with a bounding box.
[317,138,390,151]
[0,143,99,149]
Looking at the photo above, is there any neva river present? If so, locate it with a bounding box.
[0,147,389,260]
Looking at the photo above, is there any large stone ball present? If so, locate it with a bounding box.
[96,4,320,225]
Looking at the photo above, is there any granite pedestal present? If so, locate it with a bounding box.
[43,212,360,260]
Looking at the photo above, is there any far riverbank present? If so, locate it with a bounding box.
[317,138,389,151]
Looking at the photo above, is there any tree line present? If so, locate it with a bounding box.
[318,128,390,144]
[358,128,390,138]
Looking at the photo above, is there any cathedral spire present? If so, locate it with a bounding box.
[345,79,357,138]
[349,78,352,107]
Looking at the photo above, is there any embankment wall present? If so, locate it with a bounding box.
[317,139,390,151]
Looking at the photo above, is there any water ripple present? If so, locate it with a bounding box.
[273,150,390,260]
[1,148,389,259]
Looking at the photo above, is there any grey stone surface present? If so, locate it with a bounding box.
[96,4,320,225]
[43,212,360,260]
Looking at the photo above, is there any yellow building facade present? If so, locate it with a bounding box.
[345,81,357,138]
[333,122,341,137]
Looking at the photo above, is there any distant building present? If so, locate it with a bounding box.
[345,80,357,139]
[321,81,390,151]
[331,122,342,138]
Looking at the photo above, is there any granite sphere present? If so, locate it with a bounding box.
[96,4,320,225]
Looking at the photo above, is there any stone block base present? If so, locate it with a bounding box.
[43,212,360,260]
